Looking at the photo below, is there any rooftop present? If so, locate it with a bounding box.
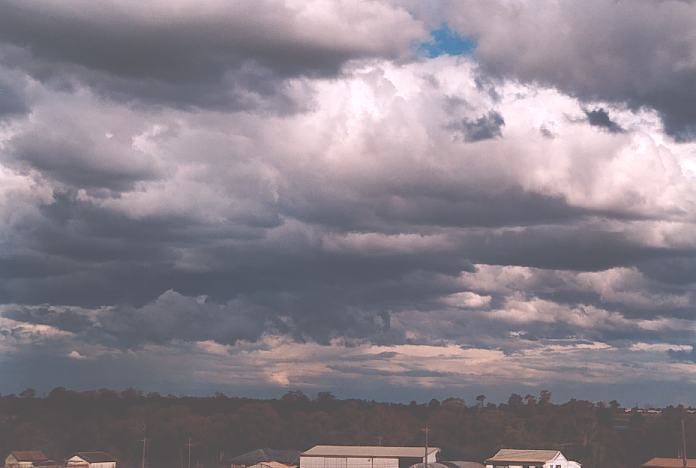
[302,446,440,459]
[71,452,117,463]
[485,449,561,463]
[642,458,696,468]
[11,452,50,462]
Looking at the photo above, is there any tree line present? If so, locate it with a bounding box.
[0,388,693,468]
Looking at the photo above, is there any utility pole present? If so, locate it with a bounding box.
[141,437,147,468]
[423,425,430,468]
[187,437,193,468]
[682,418,688,468]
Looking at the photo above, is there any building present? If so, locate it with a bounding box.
[66,452,117,468]
[227,449,300,468]
[642,458,696,468]
[5,452,59,468]
[301,446,440,468]
[484,449,580,468]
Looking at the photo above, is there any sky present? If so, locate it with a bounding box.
[1,0,696,406]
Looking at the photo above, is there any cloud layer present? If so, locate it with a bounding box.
[1,0,696,404]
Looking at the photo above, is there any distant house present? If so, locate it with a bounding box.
[642,458,696,468]
[66,452,117,468]
[227,449,300,468]
[484,449,580,468]
[301,446,440,468]
[5,451,60,468]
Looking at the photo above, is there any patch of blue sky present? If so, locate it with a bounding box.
[417,24,477,58]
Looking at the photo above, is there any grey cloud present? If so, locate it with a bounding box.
[445,0,696,139]
[7,131,159,191]
[667,347,696,362]
[0,0,424,111]
[0,80,26,117]
[448,111,505,142]
[328,365,456,379]
[584,108,625,133]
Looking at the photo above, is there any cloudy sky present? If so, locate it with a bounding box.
[2,0,696,405]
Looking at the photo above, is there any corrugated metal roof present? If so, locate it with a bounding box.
[11,451,49,462]
[301,446,440,458]
[72,452,117,463]
[485,449,560,463]
[642,458,696,468]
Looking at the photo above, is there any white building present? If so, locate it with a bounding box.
[484,449,581,468]
[66,452,117,468]
[301,446,440,468]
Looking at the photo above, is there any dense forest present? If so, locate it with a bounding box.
[1,388,694,468]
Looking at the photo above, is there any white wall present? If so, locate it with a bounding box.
[88,463,116,468]
[484,453,579,468]
[301,457,399,468]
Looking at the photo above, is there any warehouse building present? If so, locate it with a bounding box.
[301,446,440,468]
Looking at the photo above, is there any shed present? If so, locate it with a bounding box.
[66,452,117,468]
[301,446,440,468]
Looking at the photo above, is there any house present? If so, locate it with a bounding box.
[642,458,696,468]
[301,446,440,468]
[227,449,300,468]
[5,452,59,468]
[484,449,580,468]
[66,452,117,468]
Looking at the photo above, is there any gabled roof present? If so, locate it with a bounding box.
[485,449,561,463]
[71,452,117,463]
[302,446,440,459]
[642,458,696,468]
[229,449,300,466]
[11,452,49,462]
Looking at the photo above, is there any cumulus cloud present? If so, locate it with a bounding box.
[1,1,696,403]
[442,0,696,140]
[0,0,425,111]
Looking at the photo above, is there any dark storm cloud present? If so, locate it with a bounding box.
[638,257,696,285]
[0,0,423,111]
[584,108,625,134]
[444,0,696,139]
[448,111,505,142]
[463,226,696,272]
